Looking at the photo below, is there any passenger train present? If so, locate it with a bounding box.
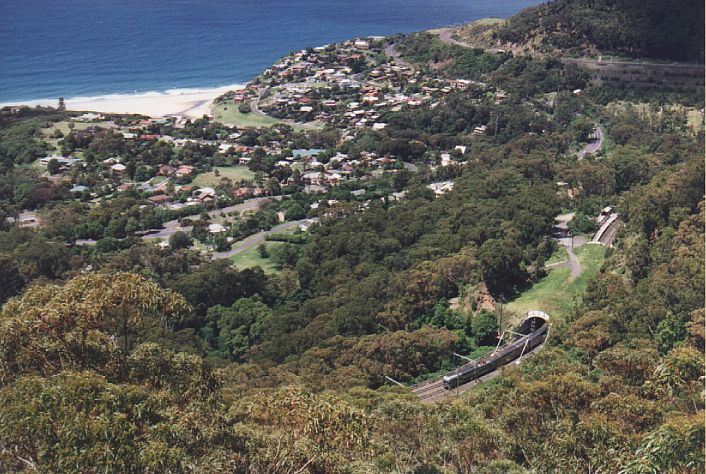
[442,311,550,389]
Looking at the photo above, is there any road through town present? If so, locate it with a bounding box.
[142,197,276,241]
[210,218,312,260]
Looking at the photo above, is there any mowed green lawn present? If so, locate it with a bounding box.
[192,166,255,187]
[211,102,282,128]
[506,244,606,324]
[229,241,285,274]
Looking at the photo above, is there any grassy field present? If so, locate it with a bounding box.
[450,17,505,47]
[211,102,283,128]
[43,121,104,137]
[41,121,105,148]
[506,244,606,324]
[545,245,569,265]
[687,109,704,132]
[192,166,255,187]
[229,241,285,274]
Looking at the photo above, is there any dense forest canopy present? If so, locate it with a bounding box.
[0,0,704,471]
[495,0,705,62]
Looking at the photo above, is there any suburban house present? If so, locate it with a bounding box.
[208,223,227,234]
[194,187,216,202]
[175,165,194,178]
[148,194,171,205]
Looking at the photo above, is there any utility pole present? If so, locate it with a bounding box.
[455,366,459,397]
[384,376,405,387]
[497,294,505,338]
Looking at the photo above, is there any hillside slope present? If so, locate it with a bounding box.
[471,0,704,62]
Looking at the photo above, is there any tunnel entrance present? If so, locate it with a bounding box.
[516,310,549,336]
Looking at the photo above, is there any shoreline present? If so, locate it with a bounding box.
[0,83,246,119]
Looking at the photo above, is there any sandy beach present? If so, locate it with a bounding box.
[1,84,244,119]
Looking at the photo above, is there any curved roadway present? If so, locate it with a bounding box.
[142,197,275,241]
[210,218,313,260]
[577,124,604,160]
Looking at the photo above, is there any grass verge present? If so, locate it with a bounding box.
[192,166,255,187]
[229,240,285,274]
[506,244,606,323]
[545,245,569,265]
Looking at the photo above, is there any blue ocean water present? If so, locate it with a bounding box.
[0,0,542,103]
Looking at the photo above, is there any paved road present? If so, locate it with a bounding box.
[436,28,507,54]
[142,197,275,241]
[565,243,582,278]
[435,26,704,72]
[550,213,584,278]
[384,42,411,66]
[211,218,314,260]
[437,28,473,49]
[578,124,604,160]
[560,57,705,70]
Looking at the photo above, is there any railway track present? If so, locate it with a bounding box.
[411,380,446,401]
[597,217,621,246]
[412,339,546,402]
[592,213,622,247]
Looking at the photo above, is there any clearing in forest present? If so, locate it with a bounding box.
[505,244,606,324]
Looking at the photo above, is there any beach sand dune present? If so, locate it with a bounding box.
[2,84,244,119]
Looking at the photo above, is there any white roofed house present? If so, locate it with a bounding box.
[110,163,127,175]
[353,40,369,50]
[69,184,89,195]
[473,125,488,135]
[208,223,227,234]
[218,143,233,154]
[440,153,453,167]
[428,181,455,196]
[102,157,120,166]
[325,172,344,185]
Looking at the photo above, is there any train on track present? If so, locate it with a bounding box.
[442,311,550,389]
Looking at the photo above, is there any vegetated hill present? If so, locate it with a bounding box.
[491,0,704,62]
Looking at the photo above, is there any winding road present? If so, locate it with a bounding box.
[577,124,604,160]
[142,197,276,241]
[437,28,474,49]
[210,218,314,260]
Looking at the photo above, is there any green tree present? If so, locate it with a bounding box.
[478,239,527,297]
[208,296,271,361]
[46,159,61,175]
[472,310,498,345]
[169,230,192,250]
[0,272,190,384]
